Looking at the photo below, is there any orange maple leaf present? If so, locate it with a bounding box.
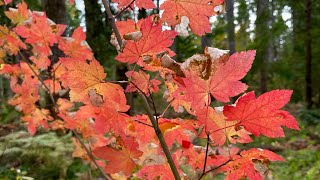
[5,1,29,25]
[93,137,143,176]
[197,106,252,146]
[114,0,155,10]
[116,19,143,37]
[58,27,93,61]
[159,118,199,147]
[116,16,177,65]
[21,108,52,135]
[220,148,284,180]
[14,13,66,56]
[59,58,129,112]
[160,0,224,35]
[0,25,26,55]
[126,70,161,96]
[137,164,175,180]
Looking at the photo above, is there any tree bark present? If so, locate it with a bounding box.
[305,0,313,109]
[201,35,212,51]
[226,0,236,54]
[44,0,67,24]
[84,0,111,60]
[255,0,270,93]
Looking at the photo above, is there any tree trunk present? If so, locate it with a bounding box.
[201,35,212,51]
[255,0,270,93]
[226,0,236,54]
[43,0,67,63]
[44,0,67,24]
[305,0,313,109]
[84,0,110,60]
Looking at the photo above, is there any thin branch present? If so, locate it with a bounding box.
[134,119,153,127]
[72,130,112,180]
[199,134,210,179]
[129,81,153,102]
[160,99,173,117]
[148,89,159,124]
[140,95,181,180]
[102,0,123,48]
[18,51,56,105]
[156,0,160,13]
[115,0,136,18]
[199,159,232,180]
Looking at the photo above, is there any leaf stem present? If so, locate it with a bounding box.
[134,119,153,127]
[199,159,231,180]
[18,51,56,105]
[102,0,123,48]
[115,0,136,18]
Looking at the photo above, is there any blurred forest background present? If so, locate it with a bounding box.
[0,0,320,179]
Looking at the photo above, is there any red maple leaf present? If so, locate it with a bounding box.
[115,16,177,65]
[159,118,199,147]
[58,27,93,61]
[128,114,157,146]
[4,0,12,5]
[21,108,52,135]
[59,113,95,138]
[9,76,39,114]
[114,0,155,10]
[219,148,284,180]
[126,70,161,96]
[93,137,143,176]
[14,13,66,56]
[68,0,75,5]
[137,164,175,180]
[160,0,224,36]
[116,19,143,37]
[73,103,130,139]
[177,146,230,171]
[223,90,300,138]
[182,50,256,110]
[197,106,252,146]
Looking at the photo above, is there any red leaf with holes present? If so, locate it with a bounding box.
[182,50,256,110]
[160,0,224,35]
[115,16,177,65]
[223,90,300,138]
